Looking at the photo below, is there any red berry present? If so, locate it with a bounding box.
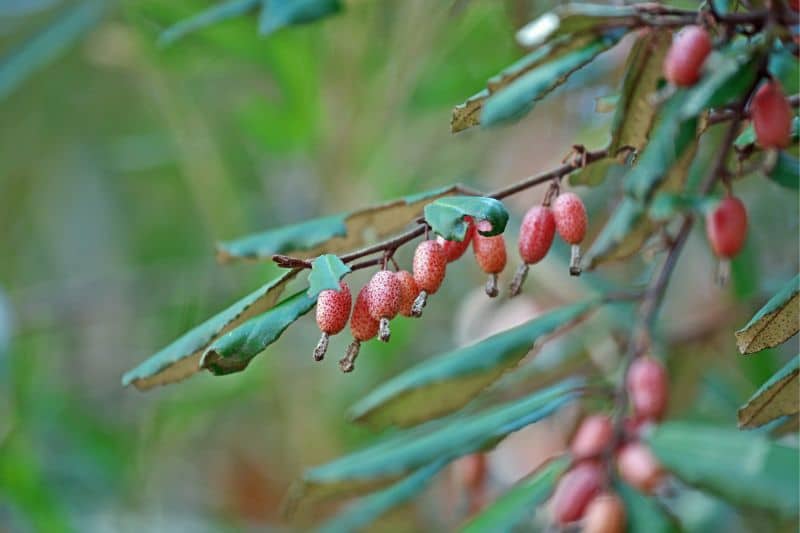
[626,356,669,421]
[551,461,604,524]
[552,193,587,245]
[751,81,793,149]
[453,453,487,491]
[571,414,613,461]
[583,492,626,533]
[664,26,712,87]
[315,281,352,335]
[395,270,420,317]
[705,196,747,259]
[616,442,664,493]
[350,285,379,342]
[366,270,401,321]
[473,221,507,273]
[413,240,447,293]
[790,0,799,12]
[518,206,555,265]
[437,217,475,262]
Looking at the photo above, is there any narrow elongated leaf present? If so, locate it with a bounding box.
[461,456,569,533]
[739,355,800,429]
[122,269,299,390]
[583,198,653,267]
[259,0,342,37]
[451,89,488,133]
[482,34,620,127]
[609,30,671,155]
[515,3,637,48]
[300,379,583,501]
[616,481,680,533]
[217,185,469,263]
[424,196,509,241]
[349,300,600,429]
[766,152,799,190]
[735,274,799,354]
[315,459,447,533]
[647,421,799,517]
[158,0,260,46]
[680,49,759,119]
[769,43,799,95]
[648,192,716,222]
[307,254,350,298]
[200,289,317,375]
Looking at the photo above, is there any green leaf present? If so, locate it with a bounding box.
[158,0,260,46]
[451,89,488,133]
[515,4,637,48]
[583,197,653,267]
[315,459,448,533]
[766,151,799,190]
[568,158,625,187]
[349,300,600,429]
[307,254,350,299]
[648,192,716,222]
[680,49,759,120]
[739,355,800,429]
[424,196,509,241]
[647,421,799,517]
[217,185,469,263]
[122,269,300,390]
[609,30,671,155]
[735,274,799,354]
[616,481,681,533]
[481,33,621,127]
[298,379,583,501]
[461,456,569,533]
[769,43,799,95]
[258,0,342,37]
[200,289,317,375]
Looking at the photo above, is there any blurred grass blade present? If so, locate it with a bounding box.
[0,0,106,100]
[424,196,509,241]
[315,459,448,533]
[299,378,584,502]
[307,254,350,299]
[616,480,681,533]
[217,185,471,263]
[735,274,799,354]
[200,289,316,375]
[739,355,800,429]
[158,0,260,46]
[461,455,569,533]
[259,0,342,37]
[349,300,601,429]
[122,269,300,390]
[647,421,799,517]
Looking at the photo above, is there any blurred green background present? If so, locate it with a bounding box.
[0,1,797,531]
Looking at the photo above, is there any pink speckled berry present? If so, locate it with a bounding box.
[395,270,420,317]
[350,285,379,342]
[552,193,587,245]
[626,356,669,422]
[366,270,402,321]
[313,280,352,361]
[413,240,447,293]
[472,221,507,274]
[518,206,556,264]
[437,217,474,263]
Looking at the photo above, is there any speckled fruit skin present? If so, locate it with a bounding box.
[552,193,587,245]
[706,196,747,259]
[617,442,664,493]
[395,270,420,317]
[571,414,613,460]
[518,205,556,264]
[413,240,447,293]
[551,461,604,524]
[751,81,793,149]
[365,270,402,321]
[350,285,379,341]
[472,230,507,274]
[583,492,626,533]
[664,26,712,87]
[315,281,352,335]
[626,356,669,421]
[437,217,475,262]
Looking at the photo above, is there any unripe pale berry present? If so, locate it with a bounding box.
[706,196,747,259]
[339,285,379,373]
[437,217,475,262]
[366,270,402,342]
[626,356,669,421]
[550,461,604,524]
[472,220,507,297]
[313,281,352,361]
[411,240,447,317]
[570,414,613,461]
[664,26,712,87]
[583,492,627,533]
[395,270,420,317]
[751,81,793,149]
[616,442,664,493]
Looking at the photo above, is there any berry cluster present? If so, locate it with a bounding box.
[549,356,669,531]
